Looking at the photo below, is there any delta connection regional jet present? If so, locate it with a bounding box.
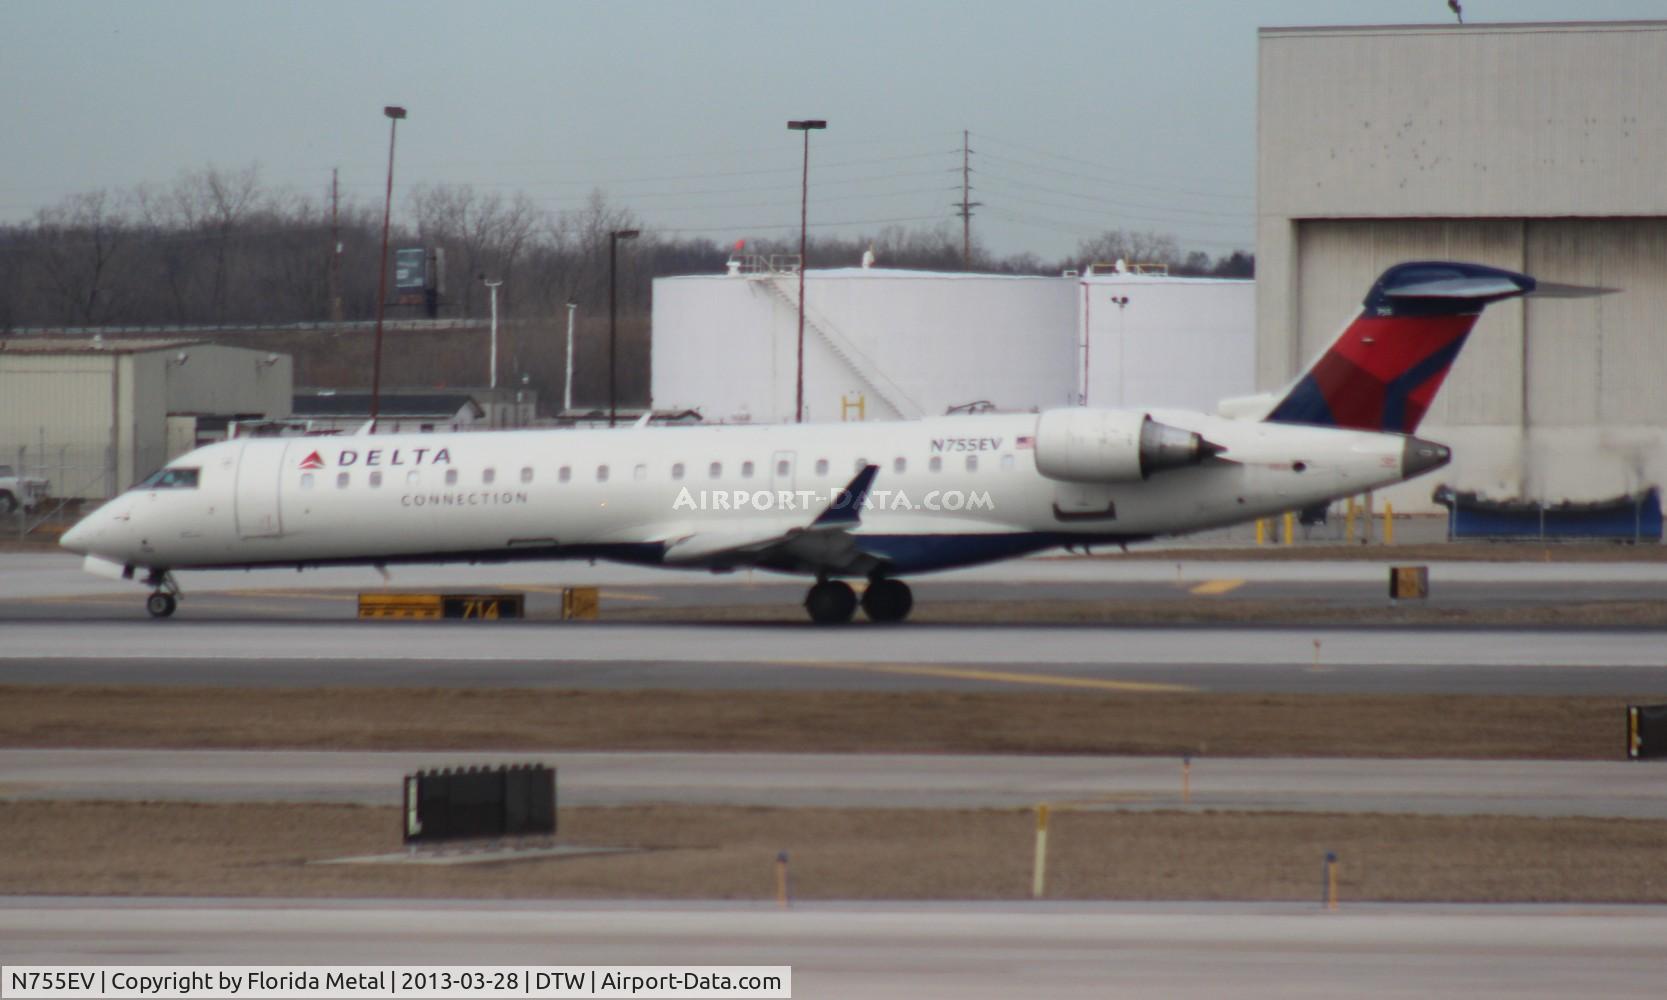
[61,262,1579,623]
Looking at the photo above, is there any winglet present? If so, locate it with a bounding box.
[813,464,879,528]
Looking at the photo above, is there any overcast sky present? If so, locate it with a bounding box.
[4,1,1663,262]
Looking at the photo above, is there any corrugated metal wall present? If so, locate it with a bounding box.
[0,354,115,499]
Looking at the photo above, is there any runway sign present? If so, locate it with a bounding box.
[1628,704,1667,760]
[404,764,556,844]
[562,586,599,621]
[358,593,525,620]
[1389,566,1429,600]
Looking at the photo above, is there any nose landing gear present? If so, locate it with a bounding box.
[802,577,914,624]
[144,569,180,619]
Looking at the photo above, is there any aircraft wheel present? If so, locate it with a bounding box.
[146,592,177,619]
[804,580,857,624]
[861,578,914,623]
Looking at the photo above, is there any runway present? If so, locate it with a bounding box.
[4,551,1666,694]
[2,749,1661,817]
[4,899,1665,999]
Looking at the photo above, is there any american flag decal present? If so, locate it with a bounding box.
[1016,436,1034,450]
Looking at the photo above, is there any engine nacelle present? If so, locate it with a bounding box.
[1033,409,1221,483]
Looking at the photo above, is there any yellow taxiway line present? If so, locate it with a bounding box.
[781,659,1195,693]
[1188,578,1246,596]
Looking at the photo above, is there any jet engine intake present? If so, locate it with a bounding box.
[1033,409,1222,483]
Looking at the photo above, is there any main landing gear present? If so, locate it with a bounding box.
[803,577,913,624]
[144,569,180,619]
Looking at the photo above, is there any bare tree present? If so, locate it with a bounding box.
[30,190,131,325]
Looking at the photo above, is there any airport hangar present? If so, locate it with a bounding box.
[1258,19,1667,511]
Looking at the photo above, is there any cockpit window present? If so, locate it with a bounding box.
[134,467,200,491]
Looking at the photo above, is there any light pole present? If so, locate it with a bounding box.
[787,119,826,423]
[608,228,639,428]
[564,300,577,415]
[369,105,406,434]
[481,276,503,390]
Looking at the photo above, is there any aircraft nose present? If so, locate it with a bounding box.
[60,508,107,555]
[1401,436,1451,479]
[59,515,95,554]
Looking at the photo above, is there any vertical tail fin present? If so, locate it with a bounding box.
[1265,261,1534,434]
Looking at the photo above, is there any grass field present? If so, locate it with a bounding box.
[4,801,1664,903]
[0,685,1653,759]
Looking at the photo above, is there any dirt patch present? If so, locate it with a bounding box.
[599,598,1667,627]
[3,801,1663,903]
[0,686,1652,759]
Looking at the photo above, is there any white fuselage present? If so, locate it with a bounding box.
[62,409,1422,578]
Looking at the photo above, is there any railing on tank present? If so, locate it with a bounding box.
[728,253,801,276]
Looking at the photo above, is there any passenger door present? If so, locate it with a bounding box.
[234,439,285,537]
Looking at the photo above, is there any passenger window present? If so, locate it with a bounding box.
[369,470,383,488]
[855,457,868,473]
[520,467,533,484]
[336,472,350,489]
[929,456,942,473]
[894,457,907,474]
[406,470,420,485]
[445,468,458,486]
[966,455,978,472]
[709,462,722,479]
[559,466,571,483]
[301,473,314,490]
[741,461,755,479]
[634,464,647,481]
[815,459,829,476]
[672,463,685,480]
[483,468,496,485]
[777,459,790,476]
[597,465,610,482]
[1001,454,1015,471]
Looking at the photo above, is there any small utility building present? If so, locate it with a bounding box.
[0,339,292,499]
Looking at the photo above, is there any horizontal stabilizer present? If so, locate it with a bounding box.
[1382,276,1530,300]
[1529,280,1620,299]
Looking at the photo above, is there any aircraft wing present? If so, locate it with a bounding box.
[656,465,885,575]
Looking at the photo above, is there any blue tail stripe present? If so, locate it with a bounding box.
[1382,332,1473,433]
[1265,375,1337,426]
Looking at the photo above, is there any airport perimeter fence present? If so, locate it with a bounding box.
[2,438,113,541]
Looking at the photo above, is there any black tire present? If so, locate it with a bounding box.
[804,580,858,624]
[861,578,914,623]
[0,491,16,515]
[146,592,177,619]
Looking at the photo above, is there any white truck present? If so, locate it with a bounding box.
[0,464,49,514]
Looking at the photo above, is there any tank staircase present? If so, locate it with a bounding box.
[735,255,924,420]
